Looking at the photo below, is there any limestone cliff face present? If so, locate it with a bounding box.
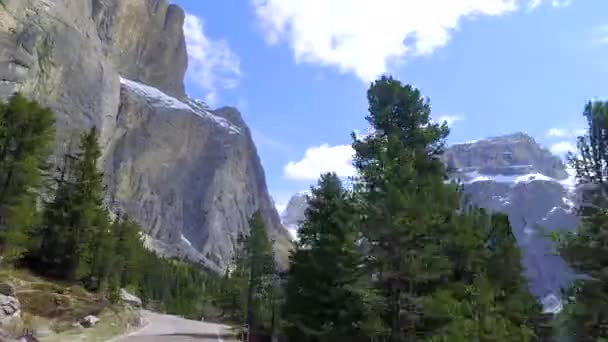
[0,0,291,272]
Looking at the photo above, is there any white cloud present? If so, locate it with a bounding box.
[530,0,572,8]
[252,0,570,81]
[547,128,570,137]
[437,115,464,126]
[546,128,585,138]
[550,141,576,155]
[184,14,241,106]
[284,144,355,180]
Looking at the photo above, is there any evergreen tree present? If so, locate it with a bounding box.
[283,173,381,341]
[556,101,608,341]
[112,214,145,287]
[352,76,458,341]
[0,94,55,261]
[243,210,275,335]
[425,210,542,341]
[483,212,545,339]
[352,76,542,341]
[217,237,249,322]
[36,127,110,283]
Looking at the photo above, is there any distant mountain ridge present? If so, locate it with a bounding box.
[281,191,310,239]
[280,132,579,309]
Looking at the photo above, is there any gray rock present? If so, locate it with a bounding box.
[91,0,188,98]
[120,289,142,308]
[0,0,291,273]
[444,132,568,180]
[281,191,310,239]
[448,133,579,298]
[0,295,20,326]
[79,315,99,328]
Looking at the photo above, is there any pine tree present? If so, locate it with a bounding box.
[0,94,55,261]
[483,212,544,339]
[352,76,542,341]
[217,239,249,322]
[556,101,608,341]
[283,173,381,341]
[243,210,275,335]
[35,127,111,284]
[112,214,145,287]
[352,76,458,341]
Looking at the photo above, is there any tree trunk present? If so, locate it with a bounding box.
[246,256,256,334]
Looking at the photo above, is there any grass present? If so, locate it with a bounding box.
[0,268,142,341]
[40,306,141,342]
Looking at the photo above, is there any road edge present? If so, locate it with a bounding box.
[104,311,151,342]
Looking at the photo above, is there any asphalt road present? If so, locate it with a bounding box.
[114,310,239,342]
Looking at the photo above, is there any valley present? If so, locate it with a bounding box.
[0,0,606,341]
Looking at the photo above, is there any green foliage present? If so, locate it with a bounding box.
[243,211,274,329]
[283,173,382,341]
[556,101,608,341]
[33,127,109,282]
[346,76,543,341]
[0,94,55,261]
[217,211,280,335]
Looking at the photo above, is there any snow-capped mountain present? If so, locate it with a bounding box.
[445,132,578,304]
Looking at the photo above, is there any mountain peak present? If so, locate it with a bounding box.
[446,132,568,180]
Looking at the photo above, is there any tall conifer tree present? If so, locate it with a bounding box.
[284,173,381,341]
[557,101,608,341]
[0,94,55,261]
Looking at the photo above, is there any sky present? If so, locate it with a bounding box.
[172,0,608,212]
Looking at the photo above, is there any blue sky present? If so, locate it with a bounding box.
[173,0,608,211]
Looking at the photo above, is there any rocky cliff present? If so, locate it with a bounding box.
[444,133,578,302]
[0,0,291,272]
[281,191,309,239]
[281,132,579,308]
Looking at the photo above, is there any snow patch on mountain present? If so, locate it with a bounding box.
[181,234,193,247]
[120,77,242,135]
[462,171,555,185]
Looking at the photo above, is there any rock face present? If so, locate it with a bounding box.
[444,133,578,300]
[0,0,290,272]
[0,295,20,326]
[282,132,579,305]
[281,191,310,239]
[120,288,142,308]
[80,315,100,328]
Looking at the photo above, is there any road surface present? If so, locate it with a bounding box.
[113,310,239,342]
